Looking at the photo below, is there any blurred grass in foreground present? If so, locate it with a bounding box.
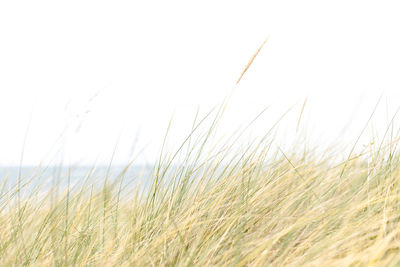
[2,101,400,267]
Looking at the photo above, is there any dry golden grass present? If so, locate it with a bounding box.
[2,103,400,266]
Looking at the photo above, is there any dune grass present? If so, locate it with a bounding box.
[2,103,400,267]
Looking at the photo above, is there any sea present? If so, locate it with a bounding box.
[0,165,155,199]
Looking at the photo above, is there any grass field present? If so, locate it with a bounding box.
[1,102,400,267]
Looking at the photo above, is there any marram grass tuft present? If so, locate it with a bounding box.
[2,106,400,266]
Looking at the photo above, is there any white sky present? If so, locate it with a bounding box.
[1,0,400,165]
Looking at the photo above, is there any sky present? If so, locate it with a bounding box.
[1,0,400,166]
